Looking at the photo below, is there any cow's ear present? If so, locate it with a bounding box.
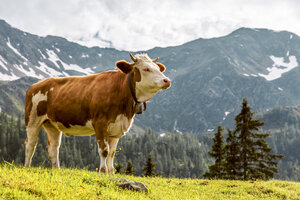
[116,60,133,74]
[156,62,166,72]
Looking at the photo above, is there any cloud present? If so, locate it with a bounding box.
[0,0,300,51]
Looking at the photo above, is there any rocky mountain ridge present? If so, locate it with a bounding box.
[1,20,300,133]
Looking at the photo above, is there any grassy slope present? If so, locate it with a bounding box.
[0,163,300,200]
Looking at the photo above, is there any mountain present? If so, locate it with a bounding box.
[255,106,300,181]
[0,76,38,115]
[0,19,128,80]
[0,20,300,133]
[140,28,300,132]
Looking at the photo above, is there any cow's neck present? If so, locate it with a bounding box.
[135,85,159,103]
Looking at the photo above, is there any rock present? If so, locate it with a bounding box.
[111,178,148,193]
[110,178,130,184]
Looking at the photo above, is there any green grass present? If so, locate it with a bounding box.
[1,163,300,200]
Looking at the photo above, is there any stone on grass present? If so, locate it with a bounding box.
[111,178,148,193]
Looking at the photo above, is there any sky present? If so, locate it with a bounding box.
[0,0,300,51]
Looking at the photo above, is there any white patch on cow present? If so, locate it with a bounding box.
[97,141,107,172]
[134,54,170,102]
[27,90,48,127]
[107,114,133,137]
[32,90,48,104]
[50,87,54,91]
[57,120,95,136]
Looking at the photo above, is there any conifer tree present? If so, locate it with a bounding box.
[224,129,240,179]
[115,163,123,174]
[203,125,225,179]
[125,160,135,175]
[233,98,283,180]
[143,153,156,177]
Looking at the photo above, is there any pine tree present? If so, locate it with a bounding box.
[125,160,135,175]
[224,129,240,179]
[143,153,156,177]
[234,98,283,180]
[115,163,123,174]
[203,125,225,179]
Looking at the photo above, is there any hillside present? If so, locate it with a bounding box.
[0,76,38,114]
[1,20,300,133]
[1,163,300,200]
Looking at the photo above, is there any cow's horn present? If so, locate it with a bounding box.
[152,57,159,62]
[129,53,137,62]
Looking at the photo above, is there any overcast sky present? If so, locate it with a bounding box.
[0,0,300,51]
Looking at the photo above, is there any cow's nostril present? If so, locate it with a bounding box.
[163,78,170,84]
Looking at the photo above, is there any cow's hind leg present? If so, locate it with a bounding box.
[107,137,119,175]
[43,120,62,168]
[24,126,41,167]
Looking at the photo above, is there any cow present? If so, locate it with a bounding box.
[24,53,171,174]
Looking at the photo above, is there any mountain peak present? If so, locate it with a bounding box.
[0,19,12,28]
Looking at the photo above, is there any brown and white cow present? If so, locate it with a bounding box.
[24,53,171,174]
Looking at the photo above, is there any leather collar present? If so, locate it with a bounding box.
[128,73,146,114]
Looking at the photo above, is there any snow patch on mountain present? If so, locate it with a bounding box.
[46,49,94,75]
[38,49,46,59]
[46,49,63,69]
[14,64,43,79]
[61,63,94,75]
[258,55,298,81]
[37,61,63,77]
[6,38,28,61]
[0,55,8,71]
[81,54,89,58]
[0,71,19,81]
[160,133,166,137]
[223,112,230,120]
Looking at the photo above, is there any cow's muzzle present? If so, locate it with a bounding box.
[162,78,171,89]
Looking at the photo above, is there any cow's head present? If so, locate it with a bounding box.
[116,53,171,102]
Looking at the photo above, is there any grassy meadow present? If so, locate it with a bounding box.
[0,162,300,200]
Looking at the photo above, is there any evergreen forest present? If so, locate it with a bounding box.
[0,109,300,181]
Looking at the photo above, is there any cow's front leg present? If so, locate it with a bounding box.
[107,137,119,175]
[97,139,108,173]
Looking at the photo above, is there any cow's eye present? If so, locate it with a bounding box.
[144,68,151,72]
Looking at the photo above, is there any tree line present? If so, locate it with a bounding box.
[1,99,300,181]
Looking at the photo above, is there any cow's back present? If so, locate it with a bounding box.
[25,71,130,129]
